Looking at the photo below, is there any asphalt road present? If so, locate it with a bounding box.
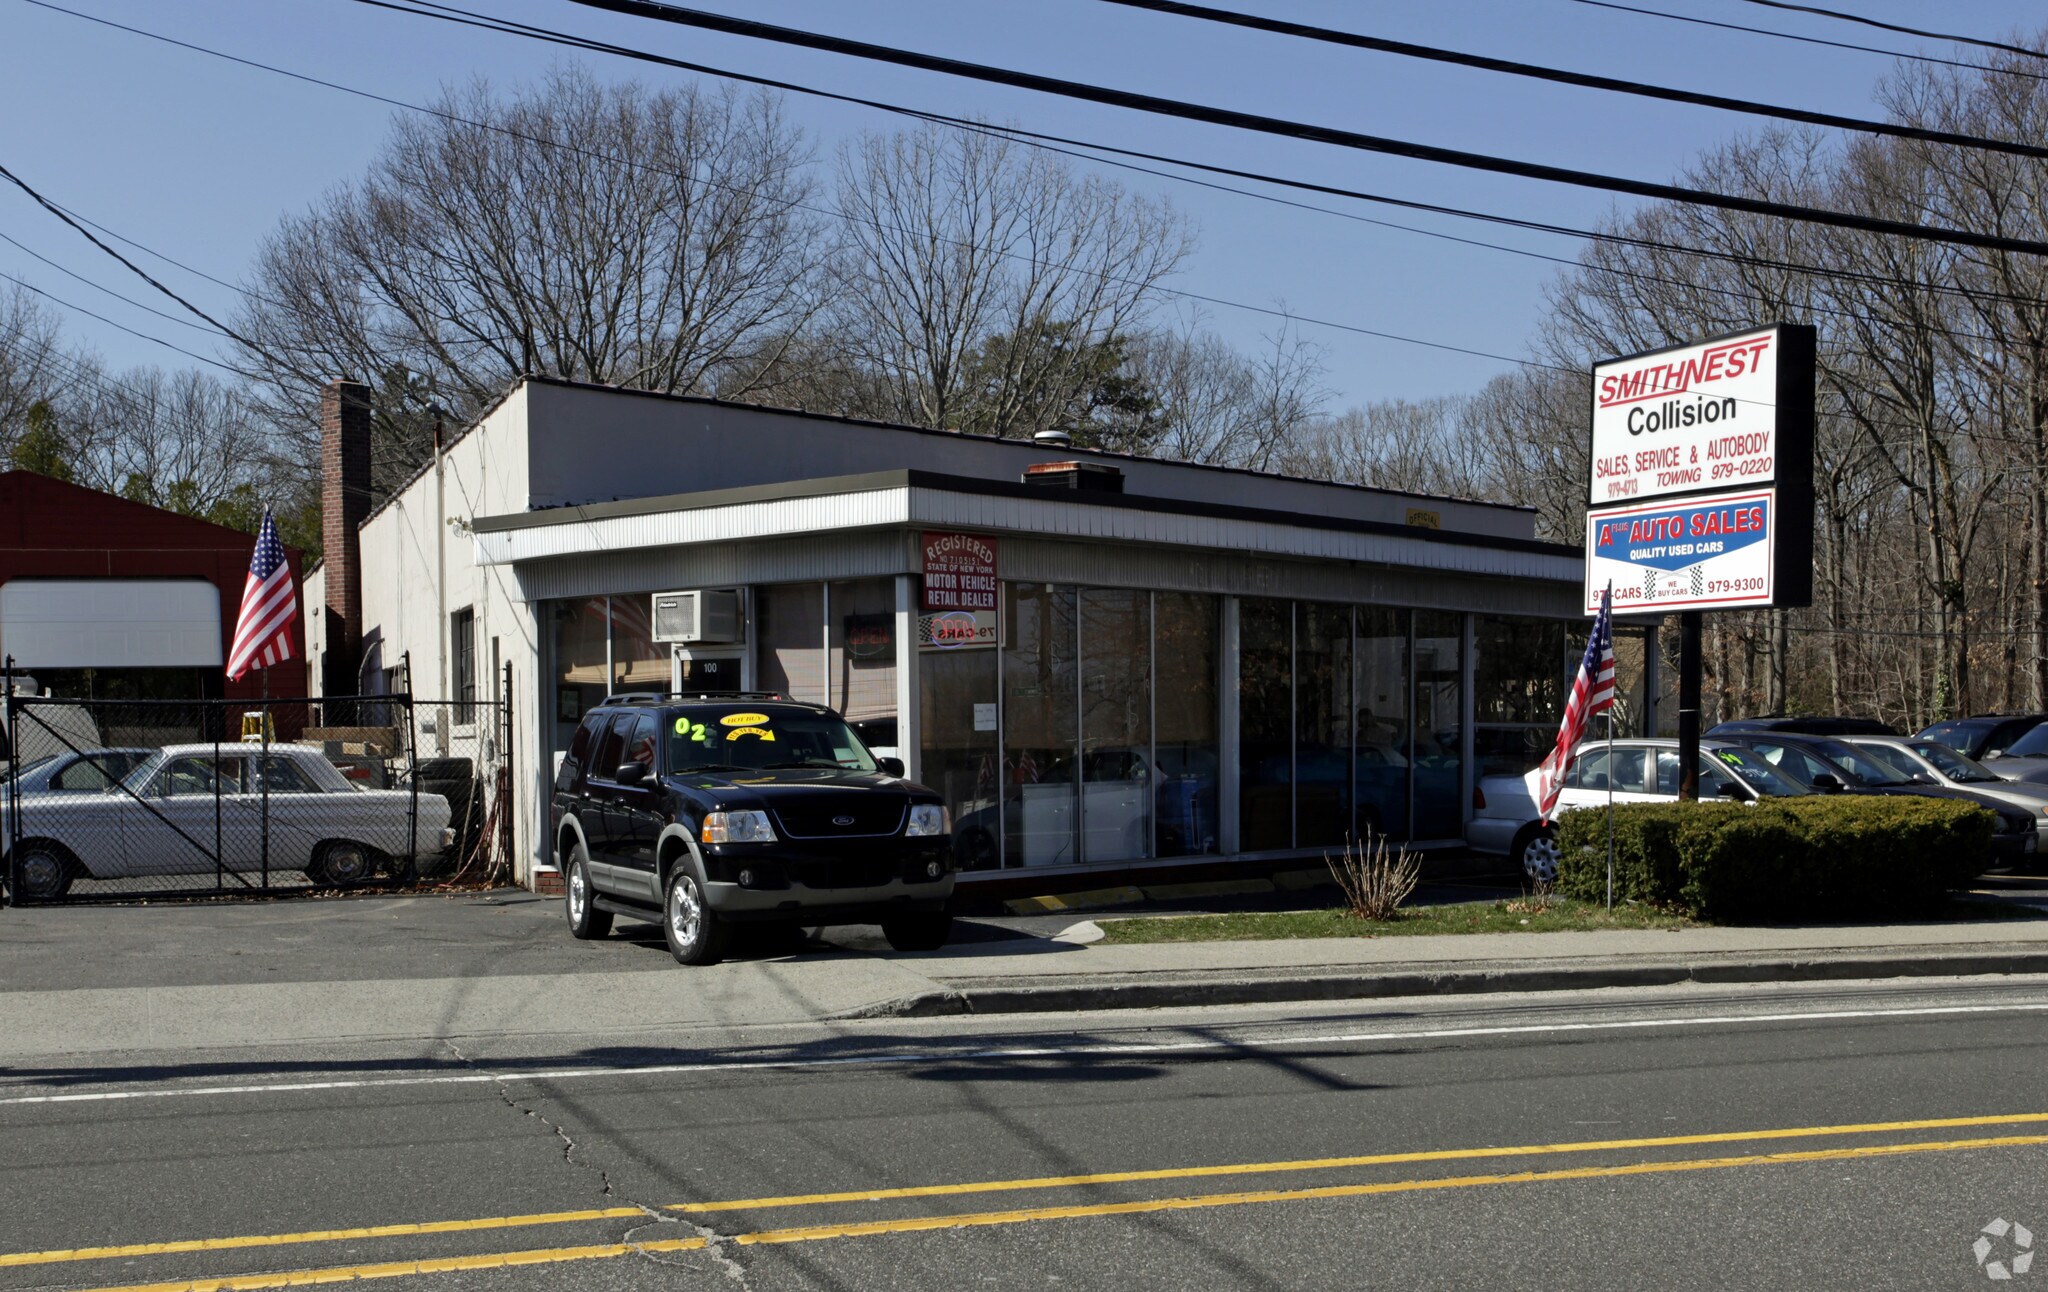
[3,976,2046,1290]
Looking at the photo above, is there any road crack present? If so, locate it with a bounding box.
[443,1042,751,1285]
[444,1040,615,1199]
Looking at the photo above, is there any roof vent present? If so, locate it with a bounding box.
[1032,429,1073,448]
[1023,460,1124,493]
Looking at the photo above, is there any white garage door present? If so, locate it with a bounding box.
[0,579,225,668]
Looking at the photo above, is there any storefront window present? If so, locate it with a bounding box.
[1153,592,1219,857]
[829,579,896,724]
[1079,588,1151,863]
[1002,584,1079,867]
[1353,608,1411,840]
[1413,610,1464,839]
[755,583,826,706]
[923,633,1001,871]
[550,598,611,752]
[609,594,667,691]
[1238,597,1293,852]
[1474,616,1576,777]
[1296,602,1351,850]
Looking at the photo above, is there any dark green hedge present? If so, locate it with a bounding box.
[1552,796,1995,921]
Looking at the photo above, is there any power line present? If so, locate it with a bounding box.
[0,270,239,372]
[0,228,228,335]
[1569,0,2048,85]
[1732,0,2048,64]
[1098,0,2048,163]
[38,0,2046,344]
[0,161,282,369]
[29,0,1569,378]
[369,0,2048,329]
[555,0,2048,257]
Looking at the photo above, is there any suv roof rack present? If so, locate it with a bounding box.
[594,691,793,706]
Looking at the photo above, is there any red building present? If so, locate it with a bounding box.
[0,471,303,703]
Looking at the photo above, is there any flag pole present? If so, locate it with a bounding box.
[1604,582,1616,913]
[259,660,270,889]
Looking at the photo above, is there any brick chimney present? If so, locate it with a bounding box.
[320,379,373,699]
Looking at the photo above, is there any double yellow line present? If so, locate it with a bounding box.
[19,1112,2048,1292]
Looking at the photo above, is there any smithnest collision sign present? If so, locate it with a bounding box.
[1584,324,1815,615]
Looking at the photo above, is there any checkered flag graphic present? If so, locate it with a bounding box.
[1690,565,1705,596]
[1643,567,1657,601]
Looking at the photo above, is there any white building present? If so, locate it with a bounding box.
[307,375,1592,890]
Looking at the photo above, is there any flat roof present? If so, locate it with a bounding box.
[472,467,1579,560]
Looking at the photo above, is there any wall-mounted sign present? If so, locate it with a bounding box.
[922,531,999,611]
[1405,508,1440,530]
[1585,488,1780,614]
[842,613,893,662]
[1589,325,1812,507]
[918,609,999,651]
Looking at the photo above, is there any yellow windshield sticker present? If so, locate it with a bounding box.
[673,719,711,741]
[721,712,771,727]
[725,726,776,742]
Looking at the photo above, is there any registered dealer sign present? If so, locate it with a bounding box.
[1584,324,1814,615]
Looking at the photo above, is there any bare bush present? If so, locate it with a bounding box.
[1326,831,1420,922]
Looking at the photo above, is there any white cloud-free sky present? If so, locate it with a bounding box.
[3,0,2043,407]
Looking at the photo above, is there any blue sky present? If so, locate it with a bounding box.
[3,0,2043,408]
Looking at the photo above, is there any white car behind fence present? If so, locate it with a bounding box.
[3,743,452,900]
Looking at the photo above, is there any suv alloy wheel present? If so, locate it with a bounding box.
[564,842,612,940]
[663,865,729,966]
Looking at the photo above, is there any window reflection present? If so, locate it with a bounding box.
[1002,584,1079,867]
[1154,593,1219,857]
[1080,589,1152,863]
[1238,598,1293,852]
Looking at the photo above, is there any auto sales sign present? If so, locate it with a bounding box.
[1585,324,1814,614]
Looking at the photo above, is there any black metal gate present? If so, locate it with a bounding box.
[3,663,515,904]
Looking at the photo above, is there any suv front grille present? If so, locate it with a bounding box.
[772,797,906,839]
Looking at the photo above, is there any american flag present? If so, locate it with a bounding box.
[226,509,297,680]
[1533,586,1616,822]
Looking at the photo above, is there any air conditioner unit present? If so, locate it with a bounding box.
[651,590,743,644]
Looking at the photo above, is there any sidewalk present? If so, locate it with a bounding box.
[0,884,2044,1058]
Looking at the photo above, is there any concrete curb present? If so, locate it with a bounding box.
[837,949,2048,1019]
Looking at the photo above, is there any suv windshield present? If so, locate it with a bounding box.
[665,706,878,775]
[1908,740,2001,783]
[2004,722,2048,758]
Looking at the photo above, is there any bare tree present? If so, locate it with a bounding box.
[829,123,1192,438]
[235,68,825,493]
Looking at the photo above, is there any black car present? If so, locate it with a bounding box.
[550,694,954,964]
[1706,715,1900,738]
[1715,732,2038,871]
[1916,714,2048,762]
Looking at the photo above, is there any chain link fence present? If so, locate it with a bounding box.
[2,665,515,904]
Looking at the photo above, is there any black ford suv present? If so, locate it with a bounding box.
[550,694,955,964]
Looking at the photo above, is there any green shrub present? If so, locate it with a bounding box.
[1553,795,1994,921]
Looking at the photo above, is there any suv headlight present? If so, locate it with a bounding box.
[905,804,949,837]
[701,809,777,844]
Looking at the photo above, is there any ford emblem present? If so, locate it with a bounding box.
[833,815,856,827]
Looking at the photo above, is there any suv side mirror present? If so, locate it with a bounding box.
[615,760,648,785]
[1715,781,1750,801]
[1811,772,1843,792]
[876,756,906,777]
